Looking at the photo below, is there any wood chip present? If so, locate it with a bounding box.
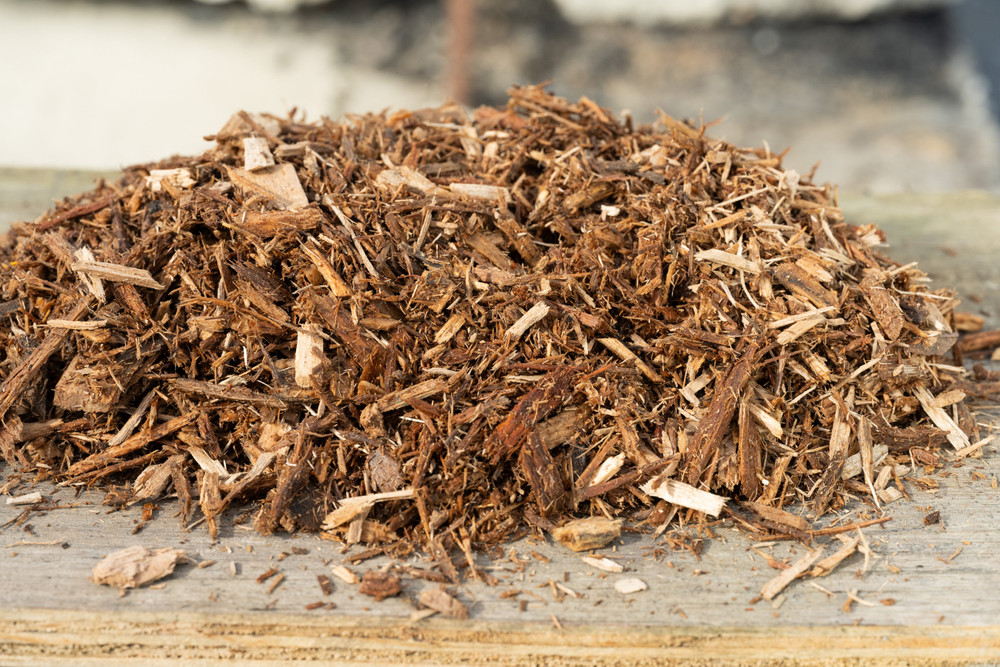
[640,476,728,517]
[294,325,326,389]
[761,548,825,600]
[614,578,648,595]
[359,570,402,601]
[913,386,971,450]
[743,501,809,532]
[810,535,861,577]
[5,491,43,506]
[91,545,188,591]
[322,489,415,530]
[581,556,624,573]
[70,260,163,289]
[694,248,761,274]
[330,565,359,585]
[551,516,621,552]
[243,136,275,171]
[506,301,551,340]
[419,588,469,619]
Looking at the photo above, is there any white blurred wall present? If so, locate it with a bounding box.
[0,0,442,169]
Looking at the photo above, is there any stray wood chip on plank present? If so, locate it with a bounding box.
[330,564,359,584]
[6,491,43,506]
[614,578,648,595]
[359,570,402,601]
[761,547,825,600]
[810,534,862,577]
[419,588,469,619]
[91,545,188,592]
[581,556,624,573]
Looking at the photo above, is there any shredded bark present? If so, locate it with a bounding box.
[0,85,982,579]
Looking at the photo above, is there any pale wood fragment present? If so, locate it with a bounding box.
[588,453,626,487]
[321,488,416,530]
[810,535,862,577]
[376,166,448,197]
[145,168,195,192]
[187,447,229,479]
[301,241,352,296]
[614,578,648,595]
[840,444,889,480]
[329,565,359,584]
[71,260,163,290]
[761,547,825,600]
[107,390,157,449]
[640,476,728,517]
[581,556,624,573]
[91,545,188,591]
[131,454,185,504]
[551,516,621,552]
[694,248,761,274]
[294,326,326,389]
[859,270,906,340]
[913,385,971,450]
[73,246,105,301]
[243,136,275,171]
[6,491,43,506]
[448,182,510,202]
[45,318,108,330]
[955,436,994,459]
[598,337,663,383]
[953,311,985,332]
[506,302,550,340]
[236,209,323,236]
[747,402,783,438]
[227,163,309,210]
[775,315,825,346]
[433,312,466,345]
[931,389,966,409]
[374,379,448,413]
[768,306,836,329]
[773,262,837,308]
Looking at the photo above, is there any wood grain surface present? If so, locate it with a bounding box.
[1,171,999,665]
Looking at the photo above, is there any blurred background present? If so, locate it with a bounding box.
[2,0,1000,193]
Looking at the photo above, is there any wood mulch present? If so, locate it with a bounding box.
[0,85,991,577]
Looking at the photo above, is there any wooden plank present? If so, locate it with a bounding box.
[1,452,998,657]
[0,610,997,665]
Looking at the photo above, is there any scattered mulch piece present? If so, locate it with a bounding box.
[419,587,469,619]
[91,545,188,592]
[359,570,402,601]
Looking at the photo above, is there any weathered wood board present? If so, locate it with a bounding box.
[1,171,999,665]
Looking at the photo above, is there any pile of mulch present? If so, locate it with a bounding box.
[0,85,989,564]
